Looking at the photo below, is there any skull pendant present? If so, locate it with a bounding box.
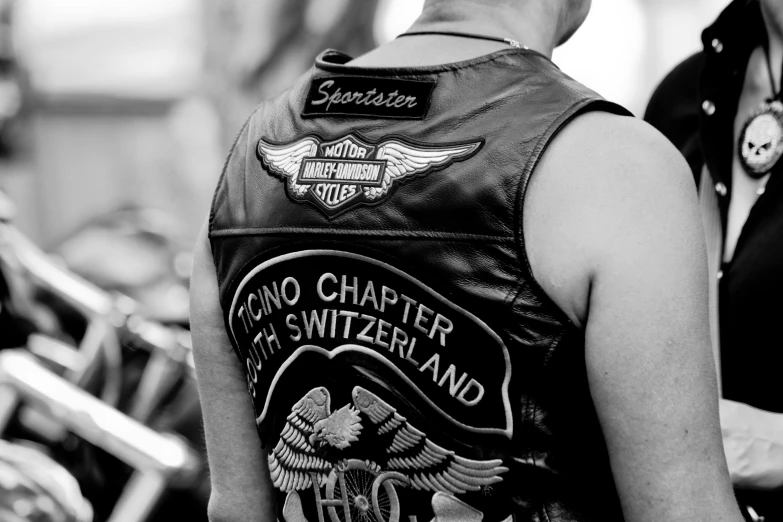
[739,100,783,178]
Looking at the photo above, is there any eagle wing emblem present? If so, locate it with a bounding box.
[257,138,318,196]
[312,403,362,450]
[365,140,481,200]
[351,386,507,495]
[268,387,335,492]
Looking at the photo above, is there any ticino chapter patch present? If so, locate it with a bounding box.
[228,250,514,522]
[257,134,482,218]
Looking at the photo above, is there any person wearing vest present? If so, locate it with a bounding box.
[646,1,783,521]
[190,1,744,521]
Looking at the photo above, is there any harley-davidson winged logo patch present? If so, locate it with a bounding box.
[257,134,482,218]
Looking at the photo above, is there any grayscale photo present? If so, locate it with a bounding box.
[0,1,778,521]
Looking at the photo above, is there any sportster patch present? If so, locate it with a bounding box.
[302,76,436,119]
[257,134,482,218]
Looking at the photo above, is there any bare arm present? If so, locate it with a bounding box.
[190,220,276,521]
[526,113,743,522]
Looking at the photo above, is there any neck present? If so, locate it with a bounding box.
[410,0,558,58]
[761,0,783,53]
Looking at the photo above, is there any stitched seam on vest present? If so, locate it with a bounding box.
[315,48,546,76]
[518,52,599,103]
[530,401,541,473]
[519,382,534,462]
[216,241,252,365]
[209,227,513,242]
[208,109,257,239]
[529,328,566,485]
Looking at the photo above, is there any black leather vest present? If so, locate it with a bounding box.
[210,48,631,522]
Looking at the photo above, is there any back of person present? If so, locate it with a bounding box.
[191,2,746,522]
[209,45,627,522]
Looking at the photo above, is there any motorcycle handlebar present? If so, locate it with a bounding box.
[0,222,194,375]
[0,223,115,318]
[0,349,199,479]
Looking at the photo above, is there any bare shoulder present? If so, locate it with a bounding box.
[560,111,695,185]
[531,111,698,223]
[526,112,742,521]
[573,111,687,160]
[524,111,703,327]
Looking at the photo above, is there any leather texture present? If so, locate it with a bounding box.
[210,48,630,522]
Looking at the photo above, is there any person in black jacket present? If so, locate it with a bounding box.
[646,1,783,520]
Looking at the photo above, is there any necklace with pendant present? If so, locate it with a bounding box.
[739,44,783,178]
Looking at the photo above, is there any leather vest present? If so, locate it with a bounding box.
[210,48,631,522]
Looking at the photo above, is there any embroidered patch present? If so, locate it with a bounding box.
[257,134,482,218]
[227,250,513,437]
[302,76,436,119]
[271,386,507,522]
[228,250,516,521]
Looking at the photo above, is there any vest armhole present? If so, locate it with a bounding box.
[207,109,260,299]
[208,110,257,241]
[513,98,633,327]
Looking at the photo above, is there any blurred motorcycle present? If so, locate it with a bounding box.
[51,206,192,326]
[0,439,92,522]
[0,191,205,522]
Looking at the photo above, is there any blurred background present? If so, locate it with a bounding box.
[0,0,729,251]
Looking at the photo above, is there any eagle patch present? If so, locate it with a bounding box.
[257,134,482,218]
[270,385,508,522]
